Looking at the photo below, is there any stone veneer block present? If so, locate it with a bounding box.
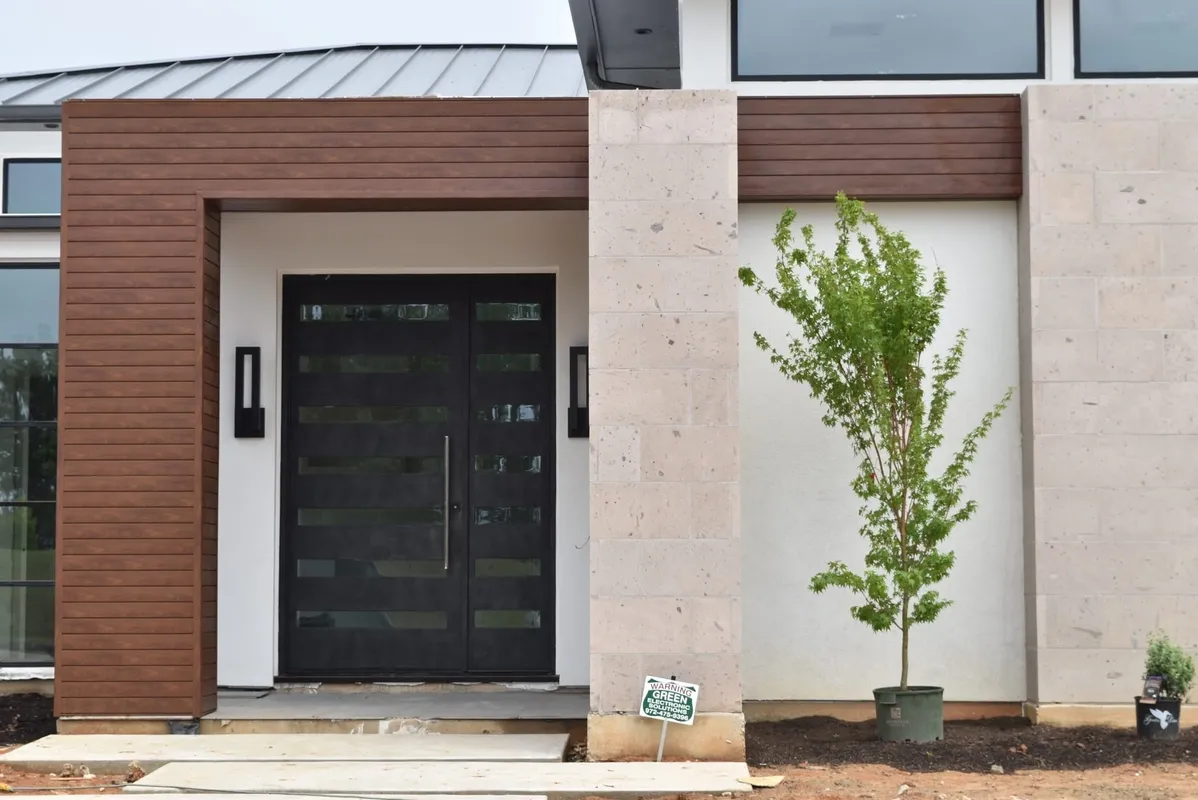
[587,90,742,759]
[1023,83,1198,705]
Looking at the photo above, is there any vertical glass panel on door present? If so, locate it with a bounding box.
[2,161,61,214]
[476,354,542,372]
[475,404,541,423]
[1077,0,1198,76]
[299,304,449,323]
[476,303,542,322]
[734,0,1043,79]
[474,455,542,474]
[299,355,450,373]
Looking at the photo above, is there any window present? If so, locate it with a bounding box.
[1075,0,1198,77]
[733,0,1044,81]
[0,265,58,667]
[1,160,61,215]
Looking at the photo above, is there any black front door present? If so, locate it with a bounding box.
[280,275,555,679]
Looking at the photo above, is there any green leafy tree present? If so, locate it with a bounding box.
[739,194,1012,691]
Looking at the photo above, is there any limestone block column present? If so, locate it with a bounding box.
[1022,84,1198,713]
[587,90,743,760]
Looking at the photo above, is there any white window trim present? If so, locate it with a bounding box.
[0,666,53,680]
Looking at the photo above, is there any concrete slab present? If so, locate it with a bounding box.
[205,690,587,721]
[126,760,752,797]
[0,734,569,773]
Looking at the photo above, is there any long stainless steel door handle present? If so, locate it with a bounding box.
[443,434,450,571]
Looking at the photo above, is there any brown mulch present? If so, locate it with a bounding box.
[0,694,54,746]
[747,716,1198,774]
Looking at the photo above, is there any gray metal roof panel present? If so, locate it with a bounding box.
[0,45,586,106]
[169,57,275,99]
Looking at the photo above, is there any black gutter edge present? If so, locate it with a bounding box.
[567,0,650,90]
[0,215,61,230]
[0,105,61,124]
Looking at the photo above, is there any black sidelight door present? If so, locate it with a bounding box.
[280,275,555,679]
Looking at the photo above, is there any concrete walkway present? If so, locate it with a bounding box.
[127,760,752,797]
[0,734,569,772]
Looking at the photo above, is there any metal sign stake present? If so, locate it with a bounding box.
[656,719,669,762]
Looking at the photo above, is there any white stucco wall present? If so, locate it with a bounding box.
[681,0,1075,93]
[0,131,61,264]
[217,211,590,688]
[739,202,1026,701]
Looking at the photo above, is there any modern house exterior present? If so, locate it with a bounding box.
[0,0,1195,759]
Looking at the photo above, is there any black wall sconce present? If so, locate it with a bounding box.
[234,346,266,439]
[568,346,588,438]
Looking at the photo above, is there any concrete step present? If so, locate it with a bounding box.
[184,690,588,736]
[126,760,752,797]
[65,796,544,800]
[0,733,570,773]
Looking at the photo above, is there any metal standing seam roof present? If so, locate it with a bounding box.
[0,44,588,106]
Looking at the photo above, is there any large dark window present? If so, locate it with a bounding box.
[2,160,61,215]
[1076,0,1198,77]
[0,265,58,667]
[733,0,1044,80]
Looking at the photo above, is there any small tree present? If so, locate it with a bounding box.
[739,194,1012,691]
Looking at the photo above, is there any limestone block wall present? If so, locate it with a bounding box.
[1024,84,1198,704]
[587,90,743,759]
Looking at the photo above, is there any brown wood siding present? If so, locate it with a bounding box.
[56,97,588,718]
[738,95,1023,201]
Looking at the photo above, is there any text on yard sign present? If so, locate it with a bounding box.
[639,676,699,726]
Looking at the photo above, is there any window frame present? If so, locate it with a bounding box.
[1,158,62,216]
[0,262,59,669]
[730,0,1048,82]
[1073,0,1198,78]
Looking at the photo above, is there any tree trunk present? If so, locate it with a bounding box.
[900,597,910,691]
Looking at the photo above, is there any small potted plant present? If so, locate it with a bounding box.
[1136,632,1194,741]
[739,194,1011,743]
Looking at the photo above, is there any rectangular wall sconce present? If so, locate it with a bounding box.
[234,346,266,439]
[568,345,588,438]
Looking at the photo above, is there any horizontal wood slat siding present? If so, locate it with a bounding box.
[738,95,1023,201]
[56,97,587,719]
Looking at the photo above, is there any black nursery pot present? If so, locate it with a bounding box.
[1135,696,1182,740]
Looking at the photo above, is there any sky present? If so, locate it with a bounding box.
[0,0,577,75]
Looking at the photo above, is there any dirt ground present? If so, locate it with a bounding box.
[745,762,1198,800]
[0,695,54,746]
[745,717,1197,800]
[748,717,1197,773]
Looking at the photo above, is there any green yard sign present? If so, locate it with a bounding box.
[639,676,699,726]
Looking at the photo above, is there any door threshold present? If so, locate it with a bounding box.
[275,674,561,685]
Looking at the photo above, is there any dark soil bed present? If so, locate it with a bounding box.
[747,717,1197,774]
[0,694,54,746]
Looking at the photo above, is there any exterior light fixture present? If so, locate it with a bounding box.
[568,346,589,438]
[234,346,266,438]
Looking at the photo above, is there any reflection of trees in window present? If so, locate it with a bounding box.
[0,348,57,422]
[0,280,58,666]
